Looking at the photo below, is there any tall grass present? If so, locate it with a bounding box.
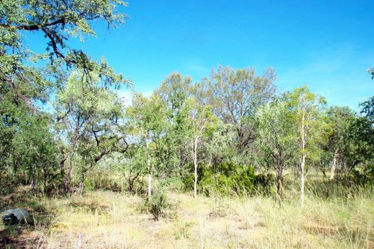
[1,183,373,248]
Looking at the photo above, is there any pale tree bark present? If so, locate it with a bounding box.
[193,137,199,199]
[330,149,339,180]
[300,102,306,207]
[146,138,152,200]
[148,157,152,200]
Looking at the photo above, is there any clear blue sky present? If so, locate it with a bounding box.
[30,0,374,110]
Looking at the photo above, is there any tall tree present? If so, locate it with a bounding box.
[285,86,327,206]
[201,66,276,162]
[326,106,355,180]
[155,73,192,176]
[0,0,129,192]
[185,98,215,199]
[126,93,168,199]
[255,100,298,197]
[55,70,128,192]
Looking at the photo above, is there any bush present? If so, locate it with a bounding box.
[346,164,374,187]
[80,171,123,192]
[182,162,262,196]
[140,190,169,220]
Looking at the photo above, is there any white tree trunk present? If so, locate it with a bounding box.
[193,137,198,199]
[146,138,152,200]
[301,153,306,206]
[330,150,338,180]
[148,156,152,200]
[301,103,306,207]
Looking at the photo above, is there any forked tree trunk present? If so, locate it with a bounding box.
[330,149,339,180]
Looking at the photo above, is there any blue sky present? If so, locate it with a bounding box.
[29,0,374,110]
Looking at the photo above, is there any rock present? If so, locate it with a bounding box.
[2,208,30,225]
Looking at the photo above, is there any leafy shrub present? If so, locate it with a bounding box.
[254,173,274,195]
[182,162,261,196]
[140,190,169,220]
[346,164,374,187]
[83,177,94,191]
[80,171,123,192]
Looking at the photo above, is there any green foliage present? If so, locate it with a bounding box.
[196,66,277,162]
[255,100,298,195]
[0,0,129,194]
[0,0,128,86]
[0,94,60,193]
[345,164,374,187]
[83,177,95,191]
[182,162,258,196]
[140,190,169,221]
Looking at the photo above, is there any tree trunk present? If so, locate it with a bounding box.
[147,156,152,200]
[276,167,284,197]
[65,155,74,193]
[301,153,306,206]
[193,137,198,199]
[300,103,306,207]
[64,119,80,193]
[330,149,338,180]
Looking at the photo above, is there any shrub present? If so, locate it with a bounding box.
[346,164,374,187]
[140,190,169,220]
[182,162,261,196]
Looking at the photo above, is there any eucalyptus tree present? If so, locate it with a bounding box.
[126,93,168,199]
[255,100,298,197]
[201,66,276,163]
[285,86,327,205]
[55,70,128,192]
[184,97,215,198]
[155,73,193,176]
[326,106,356,179]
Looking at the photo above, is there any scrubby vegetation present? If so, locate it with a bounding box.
[0,0,373,248]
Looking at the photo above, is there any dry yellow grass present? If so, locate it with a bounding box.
[1,189,373,248]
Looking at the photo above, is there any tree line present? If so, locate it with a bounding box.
[0,0,373,202]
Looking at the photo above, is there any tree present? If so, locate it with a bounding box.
[0,0,128,82]
[285,86,327,206]
[255,100,298,197]
[55,70,128,192]
[0,0,129,192]
[185,98,215,198]
[201,66,276,162]
[325,106,355,180]
[126,93,168,200]
[155,73,193,177]
[346,97,374,169]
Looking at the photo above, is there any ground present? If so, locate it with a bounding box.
[0,187,373,248]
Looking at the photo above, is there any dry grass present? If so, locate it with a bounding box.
[1,188,373,249]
